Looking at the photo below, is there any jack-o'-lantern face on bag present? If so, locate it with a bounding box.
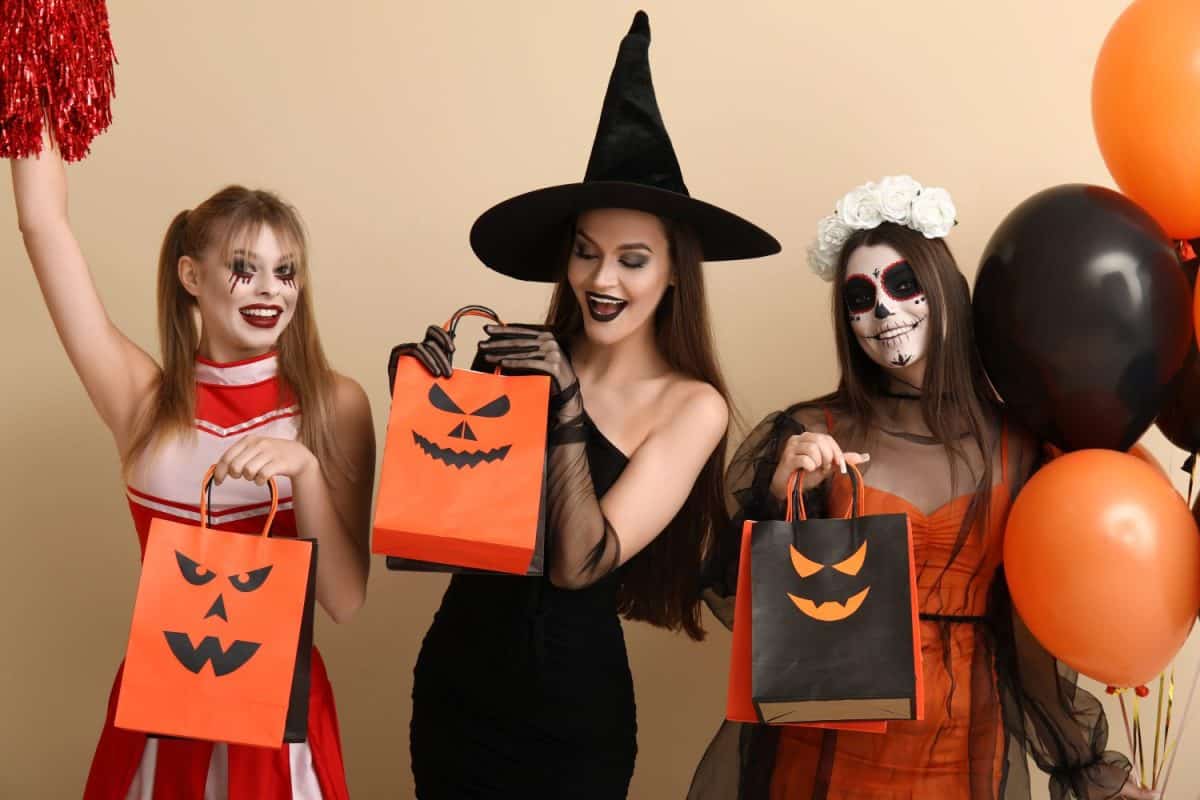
[162,550,275,675]
[413,383,513,469]
[787,539,871,622]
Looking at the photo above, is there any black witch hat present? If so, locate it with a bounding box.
[469,11,781,282]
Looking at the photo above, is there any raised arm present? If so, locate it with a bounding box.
[11,146,159,448]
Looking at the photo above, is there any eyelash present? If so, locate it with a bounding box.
[573,244,647,268]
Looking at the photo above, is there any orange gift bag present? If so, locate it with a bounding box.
[373,305,551,575]
[115,467,317,748]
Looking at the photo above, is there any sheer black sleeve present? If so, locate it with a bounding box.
[541,381,622,589]
[991,571,1132,800]
[700,408,827,630]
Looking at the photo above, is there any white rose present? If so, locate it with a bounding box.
[876,175,923,225]
[910,187,957,238]
[807,240,837,281]
[817,214,852,253]
[835,184,884,229]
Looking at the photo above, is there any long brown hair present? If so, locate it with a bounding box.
[545,216,729,641]
[813,222,1000,571]
[124,187,344,478]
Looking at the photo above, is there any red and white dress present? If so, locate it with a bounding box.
[83,353,349,800]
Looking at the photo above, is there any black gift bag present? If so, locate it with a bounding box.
[749,466,924,724]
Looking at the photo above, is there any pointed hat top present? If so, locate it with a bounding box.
[583,10,687,194]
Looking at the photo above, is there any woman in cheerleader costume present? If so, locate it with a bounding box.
[11,141,374,799]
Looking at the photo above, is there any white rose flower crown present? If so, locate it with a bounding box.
[807,175,958,281]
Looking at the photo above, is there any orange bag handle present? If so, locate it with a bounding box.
[199,464,279,537]
[441,304,508,376]
[443,304,505,334]
[785,463,865,522]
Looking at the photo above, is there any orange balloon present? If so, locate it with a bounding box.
[1004,450,1200,687]
[1047,442,1167,477]
[1128,443,1166,476]
[1092,0,1200,239]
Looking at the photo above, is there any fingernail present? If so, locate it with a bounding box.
[862,454,871,461]
[840,462,847,474]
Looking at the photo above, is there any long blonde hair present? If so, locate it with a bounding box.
[123,186,344,477]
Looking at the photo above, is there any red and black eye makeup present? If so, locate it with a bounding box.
[881,260,921,301]
[228,259,253,294]
[843,260,922,313]
[276,262,298,290]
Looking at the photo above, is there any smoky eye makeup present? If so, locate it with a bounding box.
[881,260,921,301]
[844,275,876,314]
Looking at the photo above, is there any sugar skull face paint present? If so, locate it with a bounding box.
[844,244,930,373]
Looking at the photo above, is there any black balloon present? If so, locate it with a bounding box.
[1155,247,1200,452]
[973,185,1191,452]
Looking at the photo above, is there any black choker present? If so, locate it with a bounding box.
[883,390,921,400]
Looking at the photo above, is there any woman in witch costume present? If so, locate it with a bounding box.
[9,142,374,797]
[387,12,778,798]
[688,177,1154,800]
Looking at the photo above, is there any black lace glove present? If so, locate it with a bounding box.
[477,325,585,443]
[387,324,455,394]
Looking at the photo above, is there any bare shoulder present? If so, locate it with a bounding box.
[331,373,373,426]
[658,376,729,438]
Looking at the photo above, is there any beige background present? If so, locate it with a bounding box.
[2,0,1197,797]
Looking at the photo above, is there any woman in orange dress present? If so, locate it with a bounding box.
[690,177,1153,800]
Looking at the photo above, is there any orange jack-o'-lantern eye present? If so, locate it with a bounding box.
[833,541,867,576]
[789,545,823,578]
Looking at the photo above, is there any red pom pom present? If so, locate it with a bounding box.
[1135,685,1150,698]
[1,0,116,162]
[1105,685,1119,695]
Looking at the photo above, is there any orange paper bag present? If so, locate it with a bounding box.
[115,468,316,748]
[373,305,551,575]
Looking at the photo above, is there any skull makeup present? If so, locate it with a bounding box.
[844,244,930,374]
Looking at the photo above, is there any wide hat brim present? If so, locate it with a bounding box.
[469,181,782,282]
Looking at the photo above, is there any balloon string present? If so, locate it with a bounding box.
[1117,690,1136,776]
[1151,673,1165,789]
[1154,668,1176,789]
[1133,693,1146,788]
[1160,659,1200,796]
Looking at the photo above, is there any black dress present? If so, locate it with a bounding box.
[410,418,637,799]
